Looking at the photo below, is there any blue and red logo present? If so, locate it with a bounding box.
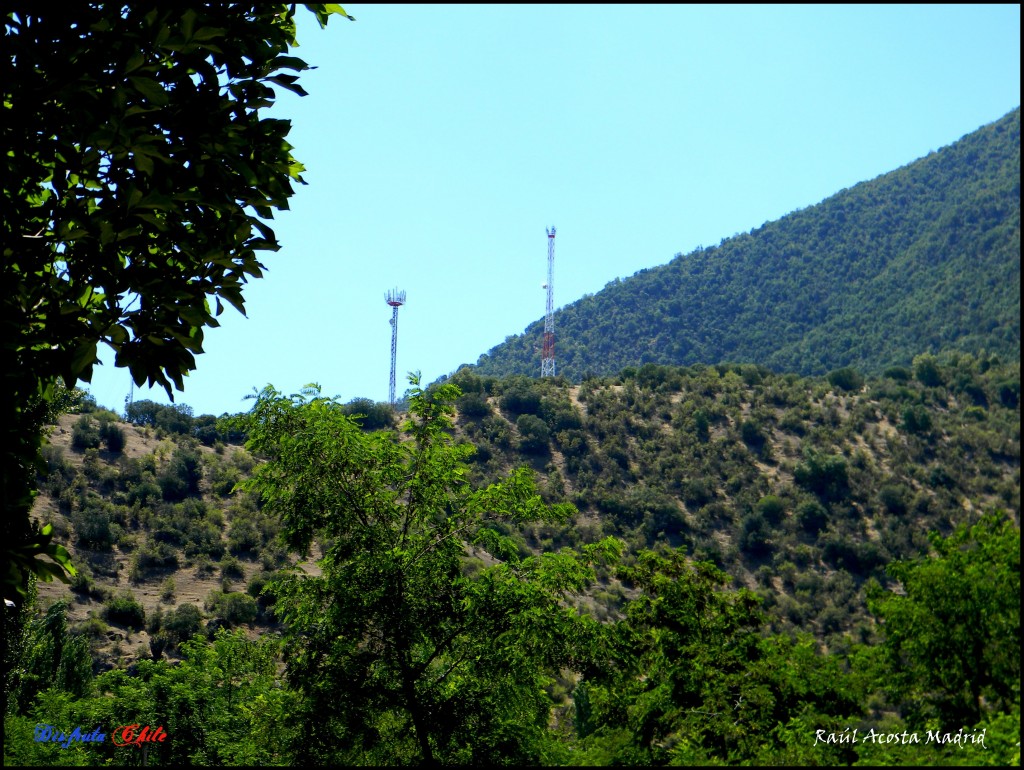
[34,723,168,748]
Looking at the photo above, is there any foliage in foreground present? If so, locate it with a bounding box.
[2,2,351,607]
[239,377,619,764]
[4,381,1018,765]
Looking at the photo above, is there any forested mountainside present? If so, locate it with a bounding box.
[7,353,1019,765]
[471,107,1020,380]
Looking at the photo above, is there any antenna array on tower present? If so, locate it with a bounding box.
[385,288,406,404]
[541,227,556,377]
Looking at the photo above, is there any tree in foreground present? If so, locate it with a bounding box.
[240,376,621,765]
[867,513,1020,730]
[4,627,292,766]
[570,549,863,765]
[2,4,351,605]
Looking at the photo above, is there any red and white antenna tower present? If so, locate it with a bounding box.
[541,226,556,377]
[385,288,406,403]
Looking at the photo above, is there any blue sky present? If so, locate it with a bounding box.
[82,4,1021,416]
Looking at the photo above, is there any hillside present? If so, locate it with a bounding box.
[471,107,1021,379]
[29,352,1020,662]
[30,410,314,672]
[10,353,1019,765]
[446,354,1019,640]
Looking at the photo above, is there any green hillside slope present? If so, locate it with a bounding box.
[472,107,1020,379]
[447,355,1019,639]
[12,357,1018,765]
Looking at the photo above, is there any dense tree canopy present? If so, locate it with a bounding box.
[868,514,1020,729]
[2,4,351,604]
[238,377,621,764]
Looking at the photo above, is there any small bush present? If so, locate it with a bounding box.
[220,554,246,581]
[193,554,216,577]
[158,447,203,501]
[103,591,146,629]
[877,483,910,515]
[682,478,715,508]
[164,603,203,644]
[884,366,912,382]
[739,419,767,450]
[794,451,849,502]
[516,414,551,454]
[129,541,180,581]
[827,367,864,392]
[99,421,126,453]
[227,518,263,555]
[457,392,492,419]
[72,501,115,550]
[796,500,829,535]
[901,404,932,434]
[205,591,258,627]
[71,415,101,450]
[73,614,110,640]
[160,577,176,602]
[500,385,542,416]
[755,495,786,526]
[738,513,771,556]
[147,605,164,634]
[997,380,1019,408]
[127,480,162,507]
[912,354,944,387]
[341,398,395,430]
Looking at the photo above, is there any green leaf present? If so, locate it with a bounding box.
[107,324,129,345]
[322,4,356,21]
[190,26,227,42]
[128,76,170,107]
[69,340,99,377]
[134,151,154,176]
[125,50,146,73]
[270,55,311,72]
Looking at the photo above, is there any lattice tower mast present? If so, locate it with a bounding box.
[385,289,406,403]
[541,227,556,377]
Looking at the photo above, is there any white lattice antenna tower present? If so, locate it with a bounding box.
[385,289,406,404]
[541,226,556,377]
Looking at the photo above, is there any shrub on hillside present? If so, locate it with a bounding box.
[129,540,180,582]
[796,500,829,535]
[103,591,146,629]
[828,367,865,392]
[913,354,944,387]
[739,419,767,451]
[901,404,932,435]
[457,392,492,419]
[71,415,101,450]
[500,384,542,416]
[738,513,771,556]
[158,447,202,501]
[341,398,395,430]
[98,421,126,453]
[219,554,246,581]
[227,517,263,555]
[516,414,551,454]
[126,479,162,507]
[755,495,786,526]
[205,591,258,627]
[794,450,849,502]
[878,483,911,515]
[71,499,115,550]
[164,603,203,644]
